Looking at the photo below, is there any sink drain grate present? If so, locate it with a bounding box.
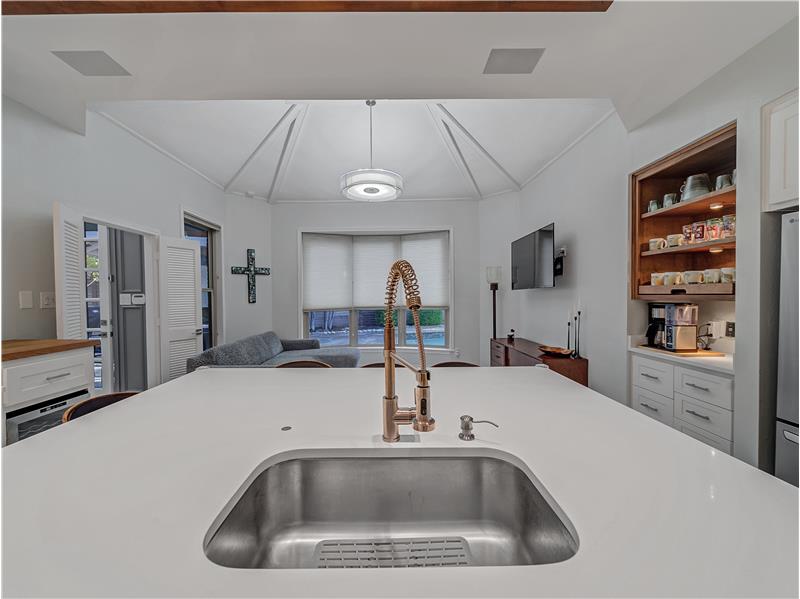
[314,536,473,568]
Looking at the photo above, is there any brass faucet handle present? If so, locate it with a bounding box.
[459,415,499,441]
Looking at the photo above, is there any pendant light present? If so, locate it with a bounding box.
[340,100,404,202]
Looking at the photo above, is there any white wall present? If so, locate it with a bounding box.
[1,97,271,347]
[269,200,481,365]
[627,18,798,468]
[477,114,632,404]
[476,19,798,467]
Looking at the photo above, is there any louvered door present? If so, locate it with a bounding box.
[53,202,86,339]
[159,237,203,381]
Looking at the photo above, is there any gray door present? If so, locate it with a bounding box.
[109,228,148,392]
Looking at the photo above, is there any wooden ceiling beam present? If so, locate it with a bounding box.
[3,1,613,15]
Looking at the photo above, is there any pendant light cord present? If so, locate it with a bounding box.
[369,100,374,169]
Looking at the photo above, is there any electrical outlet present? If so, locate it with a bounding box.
[40,291,56,309]
[725,321,735,337]
[709,321,726,339]
[18,290,33,309]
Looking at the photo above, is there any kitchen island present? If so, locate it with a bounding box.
[3,367,797,597]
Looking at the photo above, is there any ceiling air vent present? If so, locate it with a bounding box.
[51,51,131,76]
[483,48,544,75]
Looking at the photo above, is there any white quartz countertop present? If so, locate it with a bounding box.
[628,343,735,375]
[3,367,795,598]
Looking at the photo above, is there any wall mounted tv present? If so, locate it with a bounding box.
[511,223,555,289]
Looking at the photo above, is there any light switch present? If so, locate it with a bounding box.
[18,291,33,309]
[40,291,56,309]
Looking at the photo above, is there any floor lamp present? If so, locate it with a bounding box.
[486,267,501,340]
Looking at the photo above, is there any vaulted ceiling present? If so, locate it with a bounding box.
[91,99,614,202]
[3,2,797,134]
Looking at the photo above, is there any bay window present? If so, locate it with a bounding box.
[302,231,450,348]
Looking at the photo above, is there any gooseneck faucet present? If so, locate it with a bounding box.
[382,259,435,442]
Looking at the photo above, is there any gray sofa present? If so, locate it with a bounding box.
[186,331,360,372]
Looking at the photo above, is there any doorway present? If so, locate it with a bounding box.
[83,222,148,393]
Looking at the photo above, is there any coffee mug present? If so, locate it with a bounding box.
[649,238,668,251]
[704,268,722,284]
[664,272,684,285]
[721,267,736,283]
[651,272,665,286]
[663,193,679,207]
[648,199,661,212]
[692,221,706,243]
[715,174,733,190]
[666,234,685,247]
[684,270,705,284]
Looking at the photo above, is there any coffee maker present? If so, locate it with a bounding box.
[645,304,666,348]
[664,303,699,352]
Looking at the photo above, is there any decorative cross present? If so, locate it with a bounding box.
[231,249,270,303]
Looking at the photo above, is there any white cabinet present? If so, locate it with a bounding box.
[632,387,674,427]
[2,347,94,446]
[763,89,799,212]
[632,355,674,398]
[630,352,734,454]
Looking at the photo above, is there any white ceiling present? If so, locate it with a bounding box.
[91,98,614,202]
[2,2,797,134]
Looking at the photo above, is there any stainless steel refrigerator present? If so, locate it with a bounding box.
[775,211,799,486]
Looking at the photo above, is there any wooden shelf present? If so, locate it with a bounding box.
[641,237,735,257]
[630,122,737,301]
[638,282,734,297]
[641,186,736,219]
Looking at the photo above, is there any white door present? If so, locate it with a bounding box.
[53,202,87,339]
[159,236,203,382]
[84,222,114,394]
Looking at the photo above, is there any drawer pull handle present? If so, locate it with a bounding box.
[641,373,660,380]
[686,382,711,392]
[784,430,799,444]
[686,409,711,421]
[640,402,658,412]
[45,372,71,382]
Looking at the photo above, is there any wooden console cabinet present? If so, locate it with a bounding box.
[490,337,588,386]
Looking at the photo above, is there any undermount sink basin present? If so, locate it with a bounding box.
[203,449,578,569]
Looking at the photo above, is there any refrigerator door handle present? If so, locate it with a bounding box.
[784,430,799,445]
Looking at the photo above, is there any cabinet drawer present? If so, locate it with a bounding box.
[674,392,732,440]
[3,351,93,408]
[508,348,539,367]
[674,419,732,454]
[674,367,733,410]
[632,386,674,426]
[632,356,674,397]
[490,342,506,366]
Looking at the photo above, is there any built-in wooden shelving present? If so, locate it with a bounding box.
[637,282,734,302]
[640,237,736,257]
[641,186,736,219]
[630,122,737,302]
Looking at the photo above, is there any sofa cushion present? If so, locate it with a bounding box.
[263,348,361,369]
[190,331,283,370]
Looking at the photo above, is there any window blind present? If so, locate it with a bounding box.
[302,231,450,310]
[302,233,353,310]
[400,232,450,306]
[352,236,401,307]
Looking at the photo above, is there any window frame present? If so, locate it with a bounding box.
[297,227,454,350]
[182,212,223,349]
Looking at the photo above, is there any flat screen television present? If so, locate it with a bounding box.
[511,223,555,289]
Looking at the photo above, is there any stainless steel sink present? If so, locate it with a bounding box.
[204,450,578,569]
